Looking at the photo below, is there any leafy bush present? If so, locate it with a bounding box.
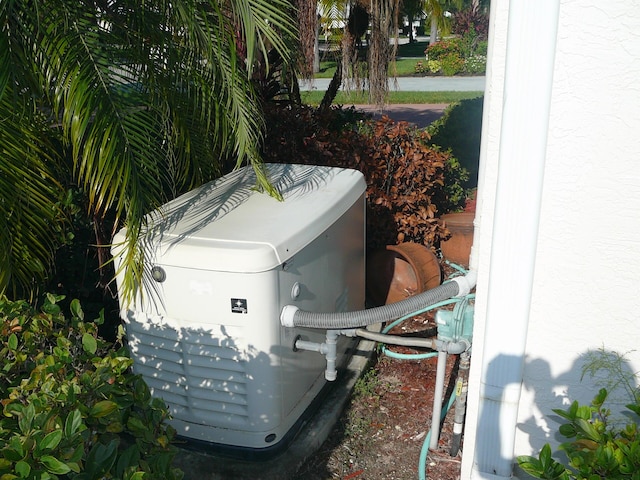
[414,61,427,74]
[0,294,182,479]
[261,104,465,250]
[439,53,465,76]
[464,55,487,75]
[424,34,486,75]
[427,59,442,74]
[517,388,640,479]
[452,6,490,39]
[428,96,484,192]
[425,39,463,62]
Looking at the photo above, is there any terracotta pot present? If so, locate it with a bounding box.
[366,242,442,306]
[439,212,475,267]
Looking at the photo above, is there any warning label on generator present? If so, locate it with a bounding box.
[231,298,248,314]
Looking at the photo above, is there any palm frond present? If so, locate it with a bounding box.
[0,0,297,301]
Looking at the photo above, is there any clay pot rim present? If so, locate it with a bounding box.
[385,242,442,291]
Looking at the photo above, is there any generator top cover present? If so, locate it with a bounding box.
[114,163,366,273]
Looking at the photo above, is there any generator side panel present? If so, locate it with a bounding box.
[277,192,366,418]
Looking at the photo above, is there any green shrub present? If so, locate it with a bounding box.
[425,29,488,76]
[414,61,427,74]
[427,59,442,74]
[0,294,182,480]
[464,55,487,75]
[517,388,640,479]
[425,39,463,62]
[439,53,465,76]
[428,96,484,192]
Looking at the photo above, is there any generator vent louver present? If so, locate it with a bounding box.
[127,319,251,426]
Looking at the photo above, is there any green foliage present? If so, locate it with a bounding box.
[0,294,182,479]
[1,0,297,301]
[581,348,640,406]
[414,60,427,74]
[426,39,463,62]
[440,53,466,76]
[428,96,484,194]
[427,59,442,74]
[517,388,640,480]
[353,368,381,399]
[423,34,486,76]
[464,55,488,75]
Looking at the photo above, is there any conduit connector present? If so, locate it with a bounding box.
[433,338,471,355]
[293,330,339,381]
[451,270,477,297]
[281,305,299,328]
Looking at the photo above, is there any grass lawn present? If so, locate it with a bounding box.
[300,90,483,105]
[315,58,420,78]
[315,40,430,78]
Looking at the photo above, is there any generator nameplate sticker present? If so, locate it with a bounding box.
[231,298,248,314]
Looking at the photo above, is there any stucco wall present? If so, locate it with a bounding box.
[518,0,640,455]
[463,0,640,478]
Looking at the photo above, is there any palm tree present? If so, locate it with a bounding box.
[425,0,463,46]
[0,0,296,301]
[401,0,427,43]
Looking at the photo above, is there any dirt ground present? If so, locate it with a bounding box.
[294,265,467,480]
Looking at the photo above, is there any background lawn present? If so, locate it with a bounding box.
[315,40,430,78]
[300,90,483,105]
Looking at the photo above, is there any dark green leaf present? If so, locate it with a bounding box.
[592,388,608,408]
[82,333,97,355]
[39,430,63,451]
[8,333,18,350]
[40,455,71,475]
[70,299,84,320]
[84,440,118,477]
[15,460,30,477]
[64,409,84,437]
[18,403,34,433]
[89,400,118,418]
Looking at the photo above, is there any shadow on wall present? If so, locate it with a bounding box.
[475,348,639,477]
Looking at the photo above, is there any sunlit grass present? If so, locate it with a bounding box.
[300,90,483,105]
[314,58,423,79]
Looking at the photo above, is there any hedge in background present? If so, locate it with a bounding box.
[0,294,182,480]
[428,96,484,192]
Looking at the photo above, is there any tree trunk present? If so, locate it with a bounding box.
[314,14,320,73]
[430,15,438,46]
[318,60,342,113]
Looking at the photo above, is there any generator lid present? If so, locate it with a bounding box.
[115,164,365,273]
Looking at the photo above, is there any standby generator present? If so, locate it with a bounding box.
[111,163,366,453]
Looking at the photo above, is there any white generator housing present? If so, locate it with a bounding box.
[111,164,366,453]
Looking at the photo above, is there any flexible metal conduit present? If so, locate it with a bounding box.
[280,273,476,329]
[354,328,470,355]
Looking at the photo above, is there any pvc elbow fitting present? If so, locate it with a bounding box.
[452,270,478,297]
[280,305,299,327]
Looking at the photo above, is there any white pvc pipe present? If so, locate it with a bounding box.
[429,350,448,450]
[471,0,560,478]
[294,330,339,381]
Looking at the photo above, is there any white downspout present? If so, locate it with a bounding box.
[471,1,560,478]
